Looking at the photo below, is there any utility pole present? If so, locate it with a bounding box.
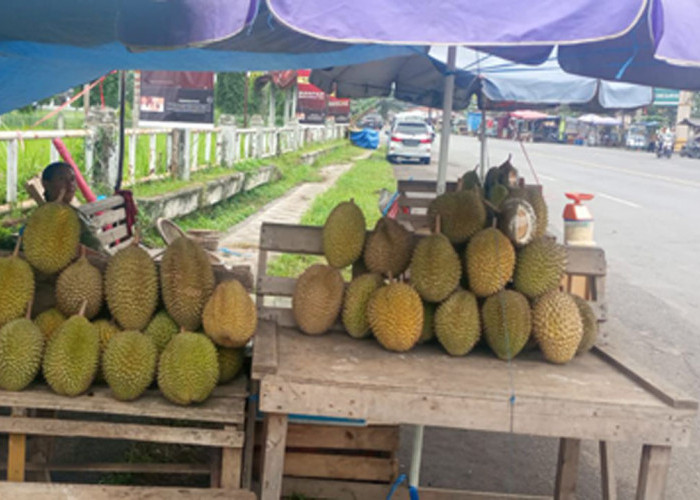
[676,90,693,149]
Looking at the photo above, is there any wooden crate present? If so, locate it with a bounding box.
[252,222,697,500]
[0,257,255,497]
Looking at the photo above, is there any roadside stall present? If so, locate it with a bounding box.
[1,2,700,500]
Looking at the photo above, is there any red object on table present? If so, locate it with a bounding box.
[563,192,594,221]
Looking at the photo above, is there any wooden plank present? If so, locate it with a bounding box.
[397,179,457,193]
[79,195,124,216]
[257,275,296,297]
[285,423,399,451]
[599,441,617,500]
[284,452,395,482]
[398,196,433,209]
[252,320,278,377]
[89,208,126,228]
[554,438,580,500]
[97,224,129,246]
[594,344,699,410]
[0,415,244,448]
[7,408,26,482]
[565,246,606,276]
[4,462,211,474]
[0,379,246,424]
[258,308,344,332]
[259,223,324,254]
[0,482,256,499]
[260,413,288,500]
[282,478,552,500]
[220,426,242,489]
[635,445,671,500]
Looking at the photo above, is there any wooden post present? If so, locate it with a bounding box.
[7,408,27,481]
[554,438,581,500]
[6,138,18,203]
[220,425,242,489]
[148,134,157,175]
[128,132,137,185]
[260,413,288,500]
[600,441,617,500]
[636,445,671,500]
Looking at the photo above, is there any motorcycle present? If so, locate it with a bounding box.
[656,138,673,158]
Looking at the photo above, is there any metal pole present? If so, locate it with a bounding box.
[115,70,126,192]
[479,108,487,180]
[436,46,456,195]
[409,425,424,489]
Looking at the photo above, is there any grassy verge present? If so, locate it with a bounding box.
[267,152,396,278]
[140,141,361,247]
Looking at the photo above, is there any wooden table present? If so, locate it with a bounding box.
[252,223,697,500]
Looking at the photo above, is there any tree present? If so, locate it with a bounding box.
[215,73,247,115]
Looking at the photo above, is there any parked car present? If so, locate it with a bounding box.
[386,121,433,164]
[680,137,700,159]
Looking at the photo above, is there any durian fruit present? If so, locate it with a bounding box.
[292,264,344,335]
[573,295,598,354]
[510,187,548,238]
[351,257,369,279]
[56,248,103,319]
[466,228,515,297]
[428,189,486,244]
[102,331,157,401]
[203,280,257,348]
[105,241,159,331]
[34,308,66,340]
[482,290,531,360]
[488,184,510,208]
[161,236,215,331]
[42,305,100,396]
[342,273,383,338]
[158,331,219,405]
[0,304,44,391]
[418,302,437,343]
[532,291,583,364]
[144,311,179,354]
[94,319,121,352]
[0,238,34,327]
[498,198,536,247]
[409,219,461,302]
[363,218,413,277]
[367,282,423,352]
[435,289,480,356]
[23,200,80,274]
[217,346,244,384]
[513,238,567,299]
[460,169,481,191]
[323,199,366,268]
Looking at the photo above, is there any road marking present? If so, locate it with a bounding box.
[598,192,642,208]
[535,152,700,189]
[537,174,558,182]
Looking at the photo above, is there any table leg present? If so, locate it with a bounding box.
[7,408,27,482]
[636,445,671,500]
[554,438,581,500]
[260,413,288,500]
[599,441,617,500]
[220,425,242,489]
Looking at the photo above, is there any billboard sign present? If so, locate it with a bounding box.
[140,71,215,128]
[296,69,326,124]
[327,94,351,123]
[653,88,680,107]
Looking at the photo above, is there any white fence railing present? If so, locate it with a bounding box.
[1,123,347,204]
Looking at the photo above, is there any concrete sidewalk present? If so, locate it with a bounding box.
[217,159,359,275]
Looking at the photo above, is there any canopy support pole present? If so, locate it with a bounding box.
[479,108,487,180]
[436,46,456,195]
[409,424,424,488]
[115,70,126,192]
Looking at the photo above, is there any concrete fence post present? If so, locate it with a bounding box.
[86,108,119,189]
[219,114,237,166]
[6,139,18,203]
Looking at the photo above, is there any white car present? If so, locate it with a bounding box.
[386,121,433,164]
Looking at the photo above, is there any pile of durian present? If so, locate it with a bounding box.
[0,199,256,405]
[292,159,597,364]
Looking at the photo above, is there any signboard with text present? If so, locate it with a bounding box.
[296,69,326,124]
[327,94,351,123]
[653,88,680,107]
[140,71,215,128]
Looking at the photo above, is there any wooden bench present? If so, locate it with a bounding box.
[252,222,697,500]
[0,255,255,498]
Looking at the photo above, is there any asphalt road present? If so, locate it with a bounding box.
[393,135,700,499]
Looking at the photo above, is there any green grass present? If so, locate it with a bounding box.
[140,141,360,247]
[267,152,396,278]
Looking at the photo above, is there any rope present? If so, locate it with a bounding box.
[519,139,540,186]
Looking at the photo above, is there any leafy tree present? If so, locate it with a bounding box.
[215,73,247,115]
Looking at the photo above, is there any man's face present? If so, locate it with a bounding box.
[45,168,76,204]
